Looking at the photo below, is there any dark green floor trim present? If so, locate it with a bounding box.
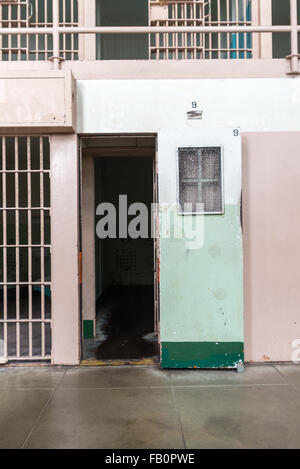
[161,341,244,369]
[83,320,94,339]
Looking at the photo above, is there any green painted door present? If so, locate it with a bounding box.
[157,128,244,369]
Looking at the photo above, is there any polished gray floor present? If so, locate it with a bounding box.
[0,364,300,449]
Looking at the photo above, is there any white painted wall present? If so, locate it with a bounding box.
[77,78,300,134]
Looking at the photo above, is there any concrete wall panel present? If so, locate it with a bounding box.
[51,134,80,365]
[243,132,300,362]
[0,71,76,133]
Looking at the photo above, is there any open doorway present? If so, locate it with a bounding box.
[81,136,159,362]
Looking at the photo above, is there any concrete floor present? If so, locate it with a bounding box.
[0,364,300,449]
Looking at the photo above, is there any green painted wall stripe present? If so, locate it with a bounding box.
[161,341,244,368]
[83,320,94,339]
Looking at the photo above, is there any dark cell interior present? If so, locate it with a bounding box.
[96,0,149,60]
[272,0,300,58]
[83,153,158,361]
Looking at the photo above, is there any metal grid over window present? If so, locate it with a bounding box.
[178,146,223,214]
[0,0,78,61]
[0,136,51,361]
[115,253,137,271]
[150,0,252,60]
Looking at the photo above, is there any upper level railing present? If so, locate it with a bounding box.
[0,0,299,74]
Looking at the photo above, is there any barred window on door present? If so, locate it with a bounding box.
[178,146,223,214]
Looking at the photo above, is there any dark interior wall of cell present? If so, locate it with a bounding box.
[272,0,300,58]
[95,157,102,300]
[96,0,149,60]
[95,157,153,301]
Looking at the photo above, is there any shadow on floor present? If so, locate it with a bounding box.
[84,285,159,360]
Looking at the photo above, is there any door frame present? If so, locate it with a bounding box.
[79,133,160,362]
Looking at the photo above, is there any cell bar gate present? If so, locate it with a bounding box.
[0,136,51,362]
[149,0,252,60]
[0,0,79,61]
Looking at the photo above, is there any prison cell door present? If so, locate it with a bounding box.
[157,128,244,369]
[0,136,52,363]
